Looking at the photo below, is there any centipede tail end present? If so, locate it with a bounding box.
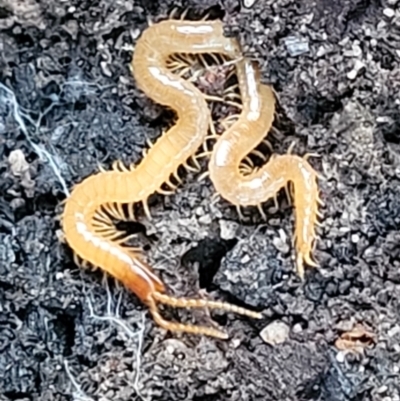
[147,295,229,339]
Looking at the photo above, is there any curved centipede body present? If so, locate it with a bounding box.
[208,59,322,278]
[62,19,262,340]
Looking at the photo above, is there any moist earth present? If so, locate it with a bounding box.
[1,0,400,400]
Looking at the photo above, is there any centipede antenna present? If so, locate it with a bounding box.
[153,292,262,319]
[148,296,229,339]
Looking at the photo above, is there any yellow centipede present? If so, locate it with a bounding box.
[61,19,262,340]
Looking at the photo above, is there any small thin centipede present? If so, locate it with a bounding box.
[61,19,262,340]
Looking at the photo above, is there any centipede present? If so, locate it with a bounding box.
[61,15,322,339]
[61,18,262,340]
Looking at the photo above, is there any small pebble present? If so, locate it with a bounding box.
[242,0,258,7]
[8,149,30,177]
[284,36,309,57]
[219,220,239,240]
[260,321,290,345]
[383,8,395,18]
[347,60,365,80]
[336,351,345,363]
[199,214,212,225]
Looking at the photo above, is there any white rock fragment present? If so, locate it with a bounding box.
[260,321,290,345]
[383,8,395,18]
[272,229,289,253]
[8,149,30,176]
[199,214,212,225]
[284,35,309,57]
[347,60,365,80]
[336,351,346,363]
[219,220,239,240]
[242,0,258,8]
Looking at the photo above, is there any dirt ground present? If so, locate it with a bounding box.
[1,0,400,400]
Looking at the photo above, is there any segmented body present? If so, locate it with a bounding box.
[62,20,261,339]
[209,59,322,278]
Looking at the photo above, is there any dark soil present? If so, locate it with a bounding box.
[1,0,400,400]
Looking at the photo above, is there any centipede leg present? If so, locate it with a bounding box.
[287,141,296,155]
[197,171,210,182]
[285,183,292,206]
[157,188,175,196]
[236,205,246,221]
[173,171,183,185]
[257,204,267,221]
[142,199,152,221]
[190,155,202,171]
[127,203,136,221]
